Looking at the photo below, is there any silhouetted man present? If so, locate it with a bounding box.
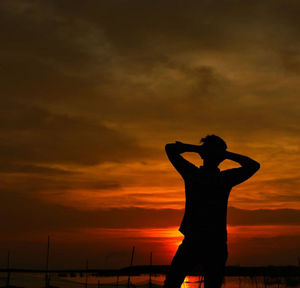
[164,135,260,288]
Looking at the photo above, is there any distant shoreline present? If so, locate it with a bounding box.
[1,265,300,277]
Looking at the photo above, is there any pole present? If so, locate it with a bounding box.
[127,246,135,288]
[6,251,10,287]
[85,260,89,288]
[116,274,119,288]
[45,235,50,288]
[149,252,152,288]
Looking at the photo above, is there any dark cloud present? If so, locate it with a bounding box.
[0,101,150,166]
[1,189,299,234]
[228,235,300,266]
[0,176,121,200]
[1,0,299,141]
[249,178,300,204]
[0,162,74,175]
[49,0,300,54]
[0,192,183,233]
[228,207,300,226]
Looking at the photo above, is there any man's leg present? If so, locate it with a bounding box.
[164,239,198,288]
[203,243,228,288]
[203,262,225,288]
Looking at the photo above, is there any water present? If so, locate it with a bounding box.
[1,273,299,288]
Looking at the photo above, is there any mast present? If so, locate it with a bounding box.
[127,246,135,288]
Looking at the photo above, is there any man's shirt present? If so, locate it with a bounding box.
[179,165,232,241]
[165,145,256,241]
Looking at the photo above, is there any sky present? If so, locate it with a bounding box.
[0,0,299,269]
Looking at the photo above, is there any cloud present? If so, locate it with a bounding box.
[228,207,300,226]
[228,234,300,266]
[0,192,183,233]
[0,162,74,175]
[1,187,300,235]
[0,101,150,166]
[1,0,299,146]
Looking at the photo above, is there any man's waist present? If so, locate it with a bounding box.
[180,216,227,228]
[179,223,227,238]
[179,224,227,233]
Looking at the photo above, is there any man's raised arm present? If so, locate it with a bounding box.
[223,151,260,186]
[165,142,200,177]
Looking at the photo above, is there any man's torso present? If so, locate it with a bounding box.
[179,166,232,240]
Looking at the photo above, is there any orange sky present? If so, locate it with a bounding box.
[0,0,300,269]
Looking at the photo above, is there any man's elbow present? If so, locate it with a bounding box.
[165,143,175,152]
[252,161,260,173]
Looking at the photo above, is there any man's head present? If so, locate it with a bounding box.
[199,135,227,167]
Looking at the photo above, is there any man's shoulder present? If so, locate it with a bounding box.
[220,168,236,176]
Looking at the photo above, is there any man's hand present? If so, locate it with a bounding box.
[165,142,199,176]
[222,150,260,186]
[224,151,260,171]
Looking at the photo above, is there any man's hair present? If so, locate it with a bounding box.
[200,135,227,151]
